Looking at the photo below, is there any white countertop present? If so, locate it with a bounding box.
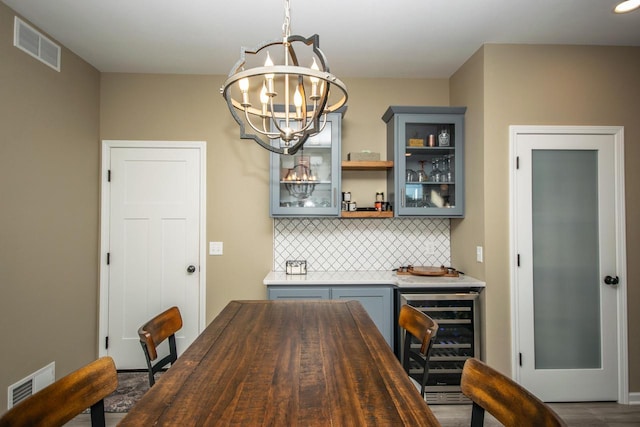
[263,270,485,289]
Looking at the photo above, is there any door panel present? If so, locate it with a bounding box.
[105,145,202,369]
[513,130,623,402]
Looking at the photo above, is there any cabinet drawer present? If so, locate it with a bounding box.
[268,287,331,300]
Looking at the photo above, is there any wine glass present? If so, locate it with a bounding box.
[431,158,442,183]
[417,161,428,182]
[446,155,454,182]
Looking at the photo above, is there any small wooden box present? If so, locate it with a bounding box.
[348,152,380,161]
[408,138,424,147]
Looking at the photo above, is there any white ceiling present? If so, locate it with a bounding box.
[3,0,640,78]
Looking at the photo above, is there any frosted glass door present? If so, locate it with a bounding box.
[514,129,621,402]
[532,150,600,369]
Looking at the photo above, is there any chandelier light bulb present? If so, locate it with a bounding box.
[239,77,249,92]
[310,58,320,83]
[259,83,269,116]
[294,86,303,118]
[238,78,250,106]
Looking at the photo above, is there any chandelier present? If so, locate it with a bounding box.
[220,0,348,155]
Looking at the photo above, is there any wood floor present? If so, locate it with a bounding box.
[67,402,640,426]
[431,402,640,426]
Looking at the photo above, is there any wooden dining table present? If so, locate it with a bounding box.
[118,300,441,426]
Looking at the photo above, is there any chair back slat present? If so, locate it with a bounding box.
[0,356,118,427]
[138,306,183,386]
[399,304,438,354]
[460,358,567,427]
[138,306,183,361]
[398,304,438,397]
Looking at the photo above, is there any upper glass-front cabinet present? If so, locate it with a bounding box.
[383,106,466,217]
[270,112,342,217]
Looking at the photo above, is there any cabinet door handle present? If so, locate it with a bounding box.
[333,188,337,207]
[401,188,405,208]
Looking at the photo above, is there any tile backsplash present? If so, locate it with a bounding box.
[273,218,450,271]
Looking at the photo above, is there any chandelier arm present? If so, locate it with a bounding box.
[268,98,289,137]
[243,108,282,139]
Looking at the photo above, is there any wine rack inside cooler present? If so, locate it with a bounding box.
[400,292,480,404]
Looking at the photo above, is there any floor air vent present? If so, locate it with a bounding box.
[7,362,55,409]
[425,391,471,405]
[13,17,61,71]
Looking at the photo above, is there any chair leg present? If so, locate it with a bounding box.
[90,399,106,427]
[470,402,485,427]
[140,342,156,387]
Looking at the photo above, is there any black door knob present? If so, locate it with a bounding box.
[187,265,196,274]
[604,275,619,285]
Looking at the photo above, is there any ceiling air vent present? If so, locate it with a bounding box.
[13,16,61,72]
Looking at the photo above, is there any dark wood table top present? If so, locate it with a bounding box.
[119,300,441,426]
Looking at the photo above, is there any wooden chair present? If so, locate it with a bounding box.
[398,304,439,397]
[138,305,183,386]
[0,356,118,427]
[460,358,567,427]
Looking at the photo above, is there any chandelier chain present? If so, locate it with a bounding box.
[282,0,291,38]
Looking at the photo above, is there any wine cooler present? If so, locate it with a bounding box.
[398,291,481,404]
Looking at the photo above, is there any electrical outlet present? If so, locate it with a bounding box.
[476,246,483,263]
[425,242,436,255]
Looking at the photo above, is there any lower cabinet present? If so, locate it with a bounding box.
[267,285,393,347]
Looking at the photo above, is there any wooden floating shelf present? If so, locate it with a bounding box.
[341,160,394,171]
[341,211,394,218]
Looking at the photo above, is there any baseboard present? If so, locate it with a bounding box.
[628,392,640,405]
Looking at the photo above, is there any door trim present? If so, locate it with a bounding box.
[509,126,628,403]
[98,140,207,358]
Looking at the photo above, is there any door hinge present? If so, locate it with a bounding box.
[107,170,111,182]
[107,253,110,265]
[517,254,520,267]
[519,352,522,366]
[516,156,520,169]
[105,336,109,349]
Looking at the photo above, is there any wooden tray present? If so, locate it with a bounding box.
[396,266,460,277]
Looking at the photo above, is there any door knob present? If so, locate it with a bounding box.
[604,275,619,285]
[187,265,196,274]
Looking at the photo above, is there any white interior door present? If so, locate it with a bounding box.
[511,126,627,402]
[99,141,206,369]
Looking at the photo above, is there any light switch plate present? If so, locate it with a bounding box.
[476,246,483,263]
[209,241,223,256]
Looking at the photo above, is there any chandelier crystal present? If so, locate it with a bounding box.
[220,0,348,155]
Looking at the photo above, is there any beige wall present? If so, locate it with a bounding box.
[450,47,485,279]
[0,3,100,412]
[450,43,640,390]
[99,75,450,323]
[449,47,487,358]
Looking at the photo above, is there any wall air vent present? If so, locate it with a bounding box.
[13,16,61,72]
[7,362,55,409]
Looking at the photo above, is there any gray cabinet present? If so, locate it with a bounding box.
[269,112,342,217]
[267,285,393,346]
[383,106,466,217]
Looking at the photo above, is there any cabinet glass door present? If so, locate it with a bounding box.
[397,114,464,217]
[270,113,341,216]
